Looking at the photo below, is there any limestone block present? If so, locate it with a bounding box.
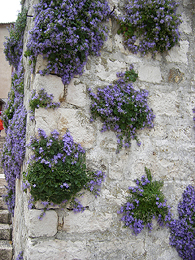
[35,55,48,74]
[57,108,96,148]
[66,78,87,107]
[150,91,178,116]
[95,59,126,82]
[25,239,90,260]
[138,63,162,83]
[166,40,189,64]
[35,109,58,136]
[179,13,192,34]
[109,160,124,180]
[33,73,64,103]
[25,210,58,237]
[63,210,112,233]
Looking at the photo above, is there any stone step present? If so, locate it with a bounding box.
[0,224,12,240]
[0,240,13,260]
[0,210,11,225]
[0,197,7,210]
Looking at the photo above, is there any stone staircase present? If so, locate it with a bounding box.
[0,136,13,260]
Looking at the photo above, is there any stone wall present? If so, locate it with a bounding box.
[13,0,195,259]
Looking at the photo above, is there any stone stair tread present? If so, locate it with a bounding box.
[0,197,8,210]
[0,240,13,260]
[0,240,12,248]
[0,210,11,224]
[0,224,12,240]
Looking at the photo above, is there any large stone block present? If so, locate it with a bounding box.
[63,210,112,233]
[66,79,87,108]
[25,239,90,260]
[33,73,64,103]
[57,108,96,148]
[138,63,162,83]
[166,40,189,64]
[25,210,58,238]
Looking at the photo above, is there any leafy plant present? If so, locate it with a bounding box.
[117,0,182,56]
[29,88,60,120]
[1,61,26,215]
[88,66,155,152]
[25,0,110,84]
[169,185,195,260]
[3,59,24,129]
[4,7,27,69]
[24,129,105,210]
[118,168,172,235]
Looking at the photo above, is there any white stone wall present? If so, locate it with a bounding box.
[13,0,195,259]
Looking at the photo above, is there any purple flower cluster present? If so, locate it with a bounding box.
[29,88,60,120]
[118,0,181,55]
[85,170,106,197]
[118,168,172,235]
[169,185,195,260]
[4,8,27,70]
[24,129,105,212]
[88,67,155,152]
[26,0,110,84]
[1,61,26,215]
[16,251,23,260]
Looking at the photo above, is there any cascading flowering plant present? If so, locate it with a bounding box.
[117,0,182,56]
[169,185,195,260]
[23,129,105,216]
[29,88,60,120]
[1,61,27,215]
[25,0,110,85]
[4,7,27,70]
[88,65,155,152]
[118,168,172,235]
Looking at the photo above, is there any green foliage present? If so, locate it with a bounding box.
[4,8,27,69]
[118,168,172,234]
[24,129,105,208]
[117,0,182,56]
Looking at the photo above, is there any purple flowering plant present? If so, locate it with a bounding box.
[4,7,27,69]
[117,0,182,56]
[169,185,195,260]
[29,88,60,120]
[23,129,105,213]
[118,168,172,235]
[25,0,110,85]
[16,251,23,260]
[88,66,155,152]
[1,61,27,215]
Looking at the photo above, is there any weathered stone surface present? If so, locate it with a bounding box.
[25,239,90,260]
[66,79,87,107]
[166,40,189,64]
[63,210,113,233]
[138,63,162,83]
[25,210,58,238]
[57,108,96,148]
[33,74,64,103]
[168,68,184,83]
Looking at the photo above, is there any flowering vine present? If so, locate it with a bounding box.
[118,168,172,235]
[169,185,195,260]
[88,66,155,152]
[25,0,110,85]
[1,61,27,215]
[23,129,105,215]
[29,88,60,120]
[117,0,181,56]
[4,7,27,70]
